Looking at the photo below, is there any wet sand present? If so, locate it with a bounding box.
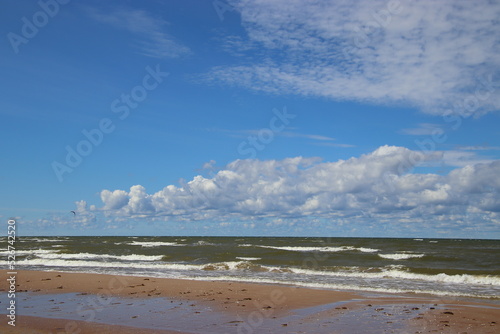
[0,315,188,334]
[1,270,499,333]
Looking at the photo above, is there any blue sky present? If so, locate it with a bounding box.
[1,0,499,238]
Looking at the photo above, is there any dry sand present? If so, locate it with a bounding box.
[1,270,499,333]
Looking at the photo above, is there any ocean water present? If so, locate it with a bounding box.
[5,236,500,301]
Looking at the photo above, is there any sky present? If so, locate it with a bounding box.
[1,0,499,238]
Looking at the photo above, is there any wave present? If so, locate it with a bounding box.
[17,258,279,274]
[3,249,164,262]
[20,238,64,243]
[194,241,217,246]
[33,252,164,262]
[356,247,380,253]
[17,257,285,275]
[256,245,379,253]
[378,253,425,260]
[290,267,500,286]
[19,255,500,288]
[202,261,272,272]
[17,258,200,270]
[185,260,500,287]
[2,249,55,256]
[129,241,185,247]
[236,257,262,261]
[190,276,499,300]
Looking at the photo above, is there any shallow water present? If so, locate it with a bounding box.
[0,292,433,334]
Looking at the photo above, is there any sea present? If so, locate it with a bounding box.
[7,236,500,302]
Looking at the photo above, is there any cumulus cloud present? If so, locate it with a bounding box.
[72,200,98,226]
[32,200,98,231]
[205,0,500,115]
[93,146,500,231]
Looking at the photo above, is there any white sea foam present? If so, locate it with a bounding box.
[378,253,425,260]
[357,247,380,253]
[3,249,56,256]
[129,241,184,247]
[191,276,498,299]
[17,258,199,270]
[202,261,274,272]
[119,254,164,261]
[194,241,217,246]
[32,252,164,262]
[289,267,500,286]
[380,270,500,286]
[21,238,63,243]
[18,258,273,274]
[257,245,379,253]
[236,257,262,261]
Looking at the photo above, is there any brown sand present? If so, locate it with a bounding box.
[2,270,499,333]
[6,269,357,314]
[408,303,499,333]
[346,297,500,333]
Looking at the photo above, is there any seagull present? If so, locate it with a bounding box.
[70,211,76,216]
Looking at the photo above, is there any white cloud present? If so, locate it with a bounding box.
[212,127,353,146]
[315,142,356,148]
[101,189,129,210]
[86,7,190,58]
[70,201,97,227]
[32,201,98,231]
[416,148,496,168]
[202,160,217,170]
[206,0,500,115]
[455,145,500,151]
[280,132,336,141]
[440,150,495,167]
[93,145,500,233]
[399,123,443,136]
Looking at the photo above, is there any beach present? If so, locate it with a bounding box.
[12,236,500,300]
[2,269,499,333]
[3,236,499,332]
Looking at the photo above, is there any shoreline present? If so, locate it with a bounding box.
[1,269,499,333]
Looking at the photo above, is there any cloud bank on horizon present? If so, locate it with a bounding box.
[77,146,499,234]
[206,0,500,116]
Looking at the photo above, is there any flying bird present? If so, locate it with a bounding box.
[70,211,76,216]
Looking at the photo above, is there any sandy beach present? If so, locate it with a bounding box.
[1,270,499,333]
